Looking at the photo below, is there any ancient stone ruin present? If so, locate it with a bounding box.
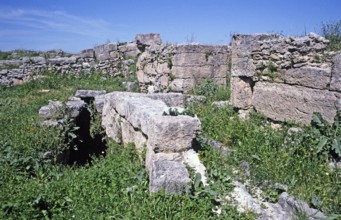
[39,90,206,194]
[230,33,341,125]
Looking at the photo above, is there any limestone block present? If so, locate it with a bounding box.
[174,45,229,54]
[281,66,331,89]
[173,53,209,66]
[121,118,146,153]
[252,82,341,124]
[149,153,190,194]
[135,33,161,45]
[136,70,145,83]
[170,78,195,92]
[48,57,77,65]
[75,90,106,98]
[147,93,184,107]
[331,52,341,92]
[65,97,85,118]
[101,103,122,143]
[112,95,168,134]
[231,77,253,109]
[109,51,120,59]
[94,94,106,113]
[80,49,95,58]
[118,42,140,57]
[231,57,256,77]
[147,115,200,153]
[156,62,171,74]
[39,100,64,120]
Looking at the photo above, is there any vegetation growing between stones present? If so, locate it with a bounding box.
[0,72,252,219]
[188,83,340,216]
[322,20,341,51]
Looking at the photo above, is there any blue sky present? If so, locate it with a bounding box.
[0,0,340,53]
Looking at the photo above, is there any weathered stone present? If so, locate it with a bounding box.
[118,42,140,57]
[147,115,200,153]
[278,192,325,219]
[330,52,341,92]
[231,77,253,109]
[101,103,122,143]
[75,90,106,98]
[65,97,85,118]
[122,81,138,92]
[121,118,147,153]
[173,53,211,66]
[183,149,207,185]
[48,57,77,65]
[231,34,279,77]
[22,56,46,65]
[147,93,184,107]
[39,101,64,120]
[80,49,94,58]
[135,33,161,45]
[281,66,331,89]
[172,65,227,79]
[109,51,120,59]
[94,94,106,113]
[253,82,341,124]
[40,120,59,127]
[149,153,190,194]
[169,78,195,92]
[228,182,325,220]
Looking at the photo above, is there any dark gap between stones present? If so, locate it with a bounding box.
[64,97,107,166]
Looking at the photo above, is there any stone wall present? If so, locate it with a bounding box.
[100,92,206,193]
[136,44,230,93]
[231,33,341,124]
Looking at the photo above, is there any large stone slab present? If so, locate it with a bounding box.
[253,82,341,124]
[149,153,190,194]
[135,33,161,45]
[172,65,228,79]
[121,118,147,153]
[281,66,331,89]
[147,115,201,153]
[75,90,106,98]
[331,52,341,92]
[101,104,122,143]
[39,101,64,120]
[231,77,253,109]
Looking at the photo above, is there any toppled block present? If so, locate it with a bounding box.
[148,115,201,153]
[65,97,85,118]
[39,100,64,120]
[149,153,190,194]
[75,90,106,99]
